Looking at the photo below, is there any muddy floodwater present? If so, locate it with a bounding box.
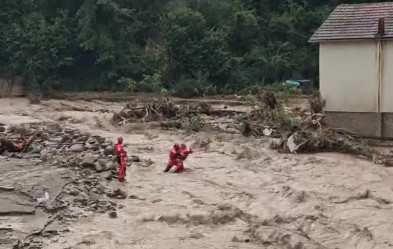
[1,98,393,249]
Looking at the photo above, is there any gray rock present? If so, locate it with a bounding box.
[107,188,127,199]
[77,136,89,143]
[0,126,5,132]
[61,135,71,143]
[86,144,99,151]
[23,154,36,160]
[89,189,100,202]
[94,162,104,173]
[70,144,84,153]
[69,189,80,196]
[0,200,35,216]
[96,185,105,194]
[104,146,115,156]
[76,192,90,205]
[103,172,113,181]
[14,154,23,159]
[90,188,100,194]
[95,136,106,144]
[131,156,140,162]
[30,145,44,154]
[67,158,78,167]
[109,212,117,218]
[101,142,110,148]
[87,138,98,144]
[78,186,90,194]
[50,156,66,165]
[1,150,9,157]
[47,124,62,133]
[0,186,15,191]
[82,154,97,167]
[98,159,108,167]
[40,149,49,160]
[105,162,117,171]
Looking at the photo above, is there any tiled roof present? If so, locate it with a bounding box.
[310,2,393,42]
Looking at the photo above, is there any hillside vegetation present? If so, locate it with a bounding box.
[0,0,381,98]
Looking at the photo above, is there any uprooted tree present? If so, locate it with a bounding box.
[112,99,212,132]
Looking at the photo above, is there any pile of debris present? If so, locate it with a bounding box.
[112,98,212,126]
[238,91,298,137]
[239,92,385,164]
[270,130,382,162]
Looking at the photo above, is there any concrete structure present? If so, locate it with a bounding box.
[0,75,24,97]
[310,2,393,138]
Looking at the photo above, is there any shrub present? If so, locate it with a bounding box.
[180,114,206,132]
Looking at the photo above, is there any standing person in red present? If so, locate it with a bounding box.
[163,144,181,173]
[114,137,127,182]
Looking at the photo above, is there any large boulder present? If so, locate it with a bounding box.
[94,162,105,173]
[69,144,84,153]
[104,146,115,156]
[86,143,99,151]
[82,154,97,168]
[105,162,117,171]
[103,171,114,181]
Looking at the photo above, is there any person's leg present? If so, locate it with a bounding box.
[163,159,174,172]
[174,159,184,173]
[118,156,126,181]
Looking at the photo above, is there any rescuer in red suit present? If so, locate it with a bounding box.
[163,143,193,173]
[179,144,193,161]
[163,144,180,173]
[114,137,127,182]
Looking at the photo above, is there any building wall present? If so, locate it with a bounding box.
[320,41,379,112]
[325,112,393,138]
[324,112,381,137]
[381,41,393,112]
[320,40,393,138]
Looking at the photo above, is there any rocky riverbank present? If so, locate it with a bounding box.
[0,122,149,249]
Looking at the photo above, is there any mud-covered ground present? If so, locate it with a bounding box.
[1,97,393,249]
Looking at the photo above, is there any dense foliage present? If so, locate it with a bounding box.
[0,0,383,97]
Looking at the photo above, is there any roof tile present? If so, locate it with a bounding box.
[310,2,393,42]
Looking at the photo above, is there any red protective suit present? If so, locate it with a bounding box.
[179,144,193,161]
[163,144,193,173]
[163,144,182,173]
[115,137,127,182]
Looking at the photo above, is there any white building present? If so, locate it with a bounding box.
[310,2,393,138]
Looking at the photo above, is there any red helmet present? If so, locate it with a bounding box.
[117,137,123,144]
[173,144,180,150]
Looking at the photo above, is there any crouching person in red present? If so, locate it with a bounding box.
[115,137,127,182]
[163,143,193,173]
[180,144,193,161]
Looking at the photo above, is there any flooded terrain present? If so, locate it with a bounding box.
[1,97,393,249]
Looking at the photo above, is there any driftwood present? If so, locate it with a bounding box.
[0,132,45,154]
[112,99,212,126]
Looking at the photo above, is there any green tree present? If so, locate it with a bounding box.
[6,11,74,101]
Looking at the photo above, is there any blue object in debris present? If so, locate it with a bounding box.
[284,79,313,94]
[285,80,301,87]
